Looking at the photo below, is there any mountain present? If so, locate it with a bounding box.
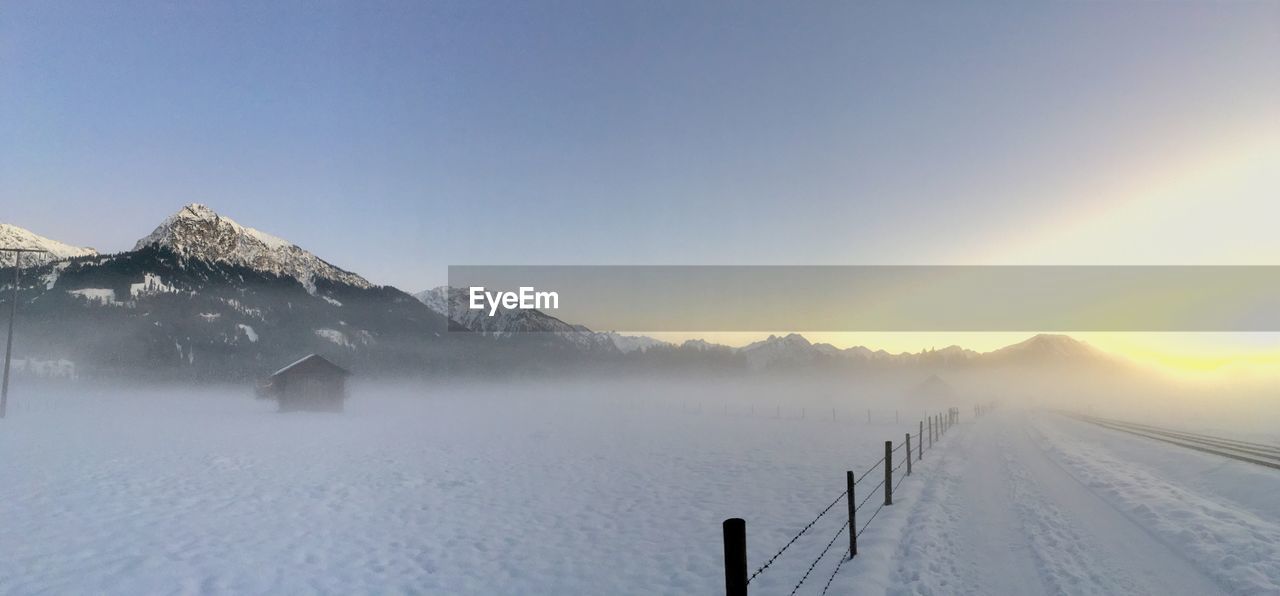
[3,206,1132,381]
[982,334,1115,368]
[8,205,457,380]
[0,223,98,265]
[134,204,370,292]
[738,333,841,369]
[601,332,671,354]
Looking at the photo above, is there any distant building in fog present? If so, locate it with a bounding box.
[258,354,350,412]
[907,374,956,404]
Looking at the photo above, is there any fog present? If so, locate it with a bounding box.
[1,368,1276,593]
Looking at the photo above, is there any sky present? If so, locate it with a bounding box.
[2,1,1278,366]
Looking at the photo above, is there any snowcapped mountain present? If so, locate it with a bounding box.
[5,205,1130,380]
[0,223,97,265]
[134,204,371,291]
[7,205,459,380]
[601,332,671,354]
[738,333,840,369]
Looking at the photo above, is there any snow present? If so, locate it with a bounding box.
[0,381,1275,595]
[321,295,343,307]
[135,204,371,290]
[604,332,671,353]
[860,410,1280,595]
[0,223,97,265]
[68,288,118,305]
[130,272,177,297]
[0,379,925,595]
[237,324,258,343]
[314,328,352,348]
[221,298,263,320]
[10,358,77,380]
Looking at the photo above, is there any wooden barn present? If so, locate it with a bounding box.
[259,354,351,412]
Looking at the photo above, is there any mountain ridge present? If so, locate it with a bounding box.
[133,203,372,292]
[3,204,1129,379]
[0,223,98,265]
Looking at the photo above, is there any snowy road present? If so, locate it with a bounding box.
[877,410,1280,595]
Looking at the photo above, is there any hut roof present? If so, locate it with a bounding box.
[270,354,351,379]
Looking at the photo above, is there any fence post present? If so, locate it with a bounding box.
[723,518,747,596]
[918,421,924,460]
[846,471,857,558]
[884,441,893,506]
[905,433,912,476]
[928,417,933,448]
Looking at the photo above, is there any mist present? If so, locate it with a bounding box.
[2,366,1276,593]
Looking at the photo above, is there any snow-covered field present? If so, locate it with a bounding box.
[0,379,925,595]
[1,379,1277,595]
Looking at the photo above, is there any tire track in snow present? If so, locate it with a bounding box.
[1031,415,1280,594]
[887,411,1232,595]
[1001,431,1143,595]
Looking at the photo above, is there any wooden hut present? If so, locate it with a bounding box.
[260,354,350,412]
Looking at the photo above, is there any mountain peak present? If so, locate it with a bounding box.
[135,204,370,290]
[0,222,98,265]
[985,333,1109,365]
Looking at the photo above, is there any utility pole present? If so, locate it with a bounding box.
[1,248,47,419]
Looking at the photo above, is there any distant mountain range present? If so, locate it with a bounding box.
[2,204,1125,380]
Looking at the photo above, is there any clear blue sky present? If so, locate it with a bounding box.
[2,1,1276,290]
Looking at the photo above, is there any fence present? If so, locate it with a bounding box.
[721,403,995,595]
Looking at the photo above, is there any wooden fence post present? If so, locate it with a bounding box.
[918,420,924,460]
[884,441,893,506]
[846,471,857,558]
[928,417,933,448]
[905,433,912,476]
[723,518,747,596]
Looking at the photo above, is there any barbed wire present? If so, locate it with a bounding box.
[788,517,848,595]
[746,487,847,584]
[855,457,883,485]
[819,546,854,596]
[855,477,884,513]
[856,501,885,538]
[744,418,958,588]
[752,419,962,590]
[892,466,910,495]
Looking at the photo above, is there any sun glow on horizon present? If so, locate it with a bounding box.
[632,331,1280,376]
